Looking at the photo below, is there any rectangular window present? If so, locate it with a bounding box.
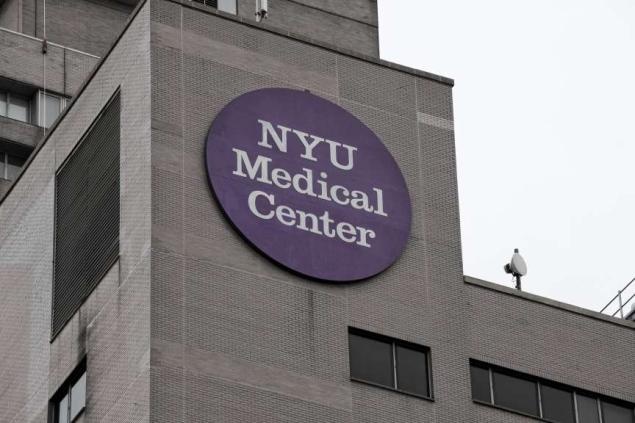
[395,344,430,397]
[190,0,237,14]
[0,153,26,181]
[50,361,86,423]
[349,331,394,388]
[7,93,30,122]
[0,89,68,127]
[33,90,68,128]
[541,384,575,423]
[492,370,539,416]
[6,154,25,181]
[577,394,601,423]
[470,361,635,423]
[0,92,6,116]
[69,372,86,419]
[602,401,635,423]
[44,93,62,128]
[52,92,120,338]
[348,328,432,399]
[218,0,236,14]
[469,362,492,403]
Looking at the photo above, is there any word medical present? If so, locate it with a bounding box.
[231,119,389,247]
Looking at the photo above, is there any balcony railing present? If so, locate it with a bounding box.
[600,277,635,319]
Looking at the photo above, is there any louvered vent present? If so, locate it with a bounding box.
[52,93,120,338]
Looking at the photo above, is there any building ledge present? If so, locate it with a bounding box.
[0,26,100,58]
[168,0,454,87]
[464,275,635,330]
[0,116,42,150]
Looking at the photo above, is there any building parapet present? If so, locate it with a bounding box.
[0,26,100,58]
[465,275,635,330]
[168,0,454,86]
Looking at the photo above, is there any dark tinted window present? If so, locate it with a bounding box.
[602,401,634,423]
[348,329,432,399]
[492,371,539,416]
[541,384,574,423]
[395,345,429,397]
[577,394,600,423]
[470,363,491,403]
[349,332,393,388]
[472,362,634,423]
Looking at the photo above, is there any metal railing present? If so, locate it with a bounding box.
[600,278,635,319]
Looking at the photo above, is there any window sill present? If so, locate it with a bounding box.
[350,378,434,402]
[472,399,568,423]
[0,115,33,126]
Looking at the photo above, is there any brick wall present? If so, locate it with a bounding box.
[149,1,469,421]
[467,278,635,403]
[0,2,151,422]
[27,0,133,57]
[0,28,98,97]
[0,1,632,423]
[235,0,379,57]
[149,3,634,423]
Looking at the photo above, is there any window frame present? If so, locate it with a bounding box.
[469,360,635,423]
[49,359,87,423]
[491,366,541,417]
[1,91,31,123]
[190,0,238,14]
[0,91,7,116]
[0,152,27,181]
[34,90,68,128]
[348,327,434,401]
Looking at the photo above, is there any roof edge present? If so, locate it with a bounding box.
[168,0,454,86]
[464,275,635,330]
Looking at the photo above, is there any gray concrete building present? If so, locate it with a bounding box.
[0,1,633,423]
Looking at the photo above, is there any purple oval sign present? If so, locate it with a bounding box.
[205,88,411,282]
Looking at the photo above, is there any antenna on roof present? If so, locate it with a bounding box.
[255,0,268,22]
[504,248,527,291]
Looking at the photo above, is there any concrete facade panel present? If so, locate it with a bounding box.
[467,282,635,403]
[185,371,351,422]
[0,116,43,148]
[0,3,151,422]
[149,5,473,423]
[32,0,134,56]
[287,0,378,25]
[236,0,378,57]
[0,28,96,103]
[0,29,63,93]
[417,77,454,121]
[338,55,417,118]
[351,384,435,422]
[0,1,633,423]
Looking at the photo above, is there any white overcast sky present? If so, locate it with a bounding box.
[378,0,635,313]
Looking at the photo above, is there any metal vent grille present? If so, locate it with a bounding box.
[52,93,120,338]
